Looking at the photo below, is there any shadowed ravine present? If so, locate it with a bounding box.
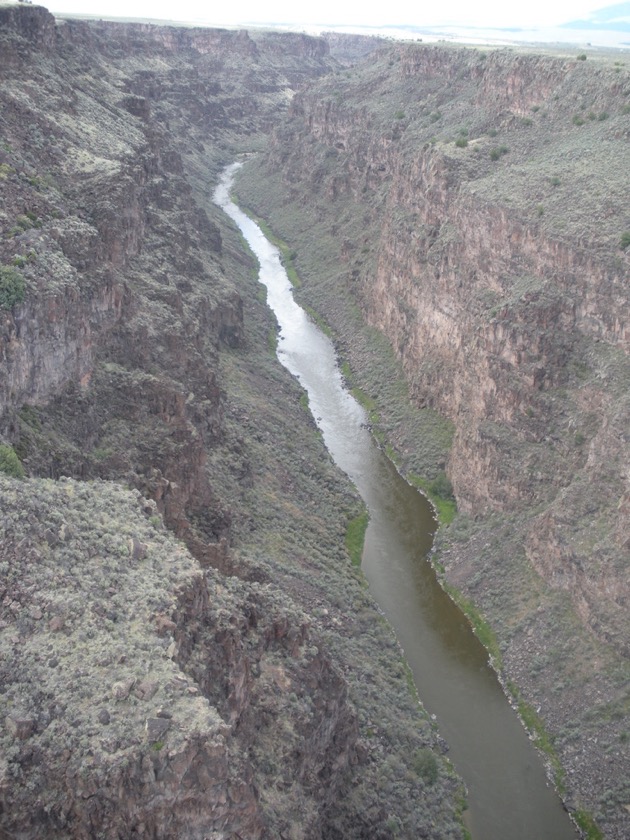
[214,162,578,840]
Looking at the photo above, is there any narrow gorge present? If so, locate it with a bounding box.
[0,5,628,839]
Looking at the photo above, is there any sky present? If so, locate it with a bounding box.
[42,1,615,32]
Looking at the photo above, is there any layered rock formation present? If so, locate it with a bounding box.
[236,42,630,838]
[0,7,464,839]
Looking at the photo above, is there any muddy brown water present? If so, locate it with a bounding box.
[215,163,578,840]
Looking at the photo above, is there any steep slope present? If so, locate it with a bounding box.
[0,7,465,839]
[236,42,630,838]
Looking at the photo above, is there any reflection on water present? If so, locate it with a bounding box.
[215,163,577,840]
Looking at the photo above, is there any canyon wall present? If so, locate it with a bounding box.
[0,8,464,840]
[237,41,630,838]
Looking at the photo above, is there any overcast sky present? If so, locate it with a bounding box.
[43,1,611,31]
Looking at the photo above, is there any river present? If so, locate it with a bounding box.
[214,162,578,840]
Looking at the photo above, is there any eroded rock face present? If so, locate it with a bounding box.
[236,42,630,838]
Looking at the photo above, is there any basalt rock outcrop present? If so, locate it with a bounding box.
[0,7,465,840]
[236,42,630,838]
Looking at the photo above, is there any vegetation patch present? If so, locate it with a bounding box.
[304,304,333,337]
[489,144,509,161]
[345,509,369,566]
[515,695,566,791]
[443,582,502,668]
[413,748,439,785]
[0,265,26,309]
[573,808,603,839]
[408,472,456,525]
[0,445,25,478]
[267,326,278,353]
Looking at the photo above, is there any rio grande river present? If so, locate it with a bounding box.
[215,162,578,840]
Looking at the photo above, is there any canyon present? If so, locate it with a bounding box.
[0,3,628,839]
[237,41,630,839]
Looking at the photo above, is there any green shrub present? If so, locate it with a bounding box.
[489,144,509,161]
[11,251,35,268]
[408,472,456,524]
[429,471,454,500]
[16,214,35,231]
[0,444,25,478]
[577,53,587,60]
[455,136,468,148]
[394,110,405,120]
[0,265,26,309]
[385,816,402,834]
[413,748,439,785]
[572,114,586,126]
[620,232,630,250]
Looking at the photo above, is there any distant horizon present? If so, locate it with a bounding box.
[40,1,629,34]
[38,0,630,50]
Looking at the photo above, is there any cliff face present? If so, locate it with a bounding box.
[236,42,630,838]
[0,9,465,840]
[0,4,338,549]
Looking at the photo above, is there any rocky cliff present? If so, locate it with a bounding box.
[0,7,465,840]
[236,42,630,839]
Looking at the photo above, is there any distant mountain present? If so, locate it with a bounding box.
[561,2,630,31]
